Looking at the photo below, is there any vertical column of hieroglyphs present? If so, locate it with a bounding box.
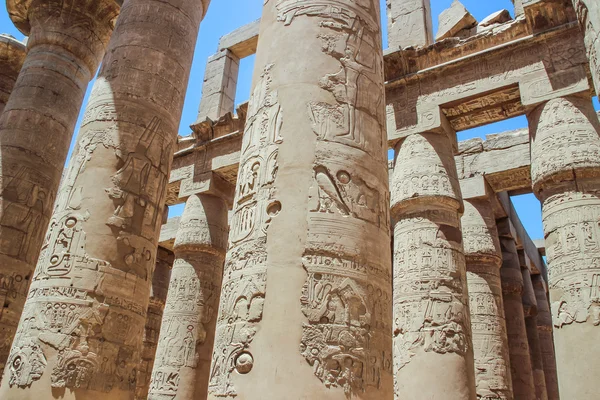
[531,274,560,400]
[391,131,476,398]
[0,0,208,398]
[0,0,120,378]
[462,198,513,400]
[208,0,393,398]
[571,0,600,95]
[0,32,26,374]
[0,34,26,114]
[136,247,173,400]
[521,265,549,400]
[498,221,536,400]
[150,193,228,399]
[385,0,433,49]
[528,95,600,399]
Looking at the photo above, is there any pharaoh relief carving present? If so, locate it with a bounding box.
[300,254,392,395]
[544,191,600,328]
[393,215,471,371]
[276,0,385,155]
[208,63,281,398]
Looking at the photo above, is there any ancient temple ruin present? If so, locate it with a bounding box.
[0,0,599,399]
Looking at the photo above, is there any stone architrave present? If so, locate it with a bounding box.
[386,0,433,50]
[528,94,600,399]
[0,0,209,398]
[391,129,477,399]
[531,275,560,400]
[0,0,120,378]
[571,0,600,95]
[0,34,26,114]
[498,222,537,400]
[136,247,174,400]
[522,268,549,400]
[149,193,228,399]
[208,0,393,398]
[462,198,513,400]
[196,50,240,123]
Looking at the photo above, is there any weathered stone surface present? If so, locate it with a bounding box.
[479,10,512,28]
[435,0,477,41]
[386,0,433,49]
[207,1,393,398]
[532,275,560,400]
[462,195,513,400]
[529,94,600,399]
[0,34,26,114]
[217,19,260,59]
[196,50,240,124]
[572,0,600,96]
[150,194,227,399]
[0,0,120,380]
[136,247,173,400]
[0,0,208,398]
[391,129,476,400]
[498,221,537,400]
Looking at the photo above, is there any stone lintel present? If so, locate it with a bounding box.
[385,22,586,136]
[217,18,260,58]
[523,0,577,34]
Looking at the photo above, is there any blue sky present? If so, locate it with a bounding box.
[1,0,599,240]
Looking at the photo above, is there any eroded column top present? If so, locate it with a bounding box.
[6,0,124,34]
[0,33,26,71]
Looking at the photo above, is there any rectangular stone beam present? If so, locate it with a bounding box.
[217,19,260,58]
[455,128,532,194]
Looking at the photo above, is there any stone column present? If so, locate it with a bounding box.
[462,197,513,400]
[391,129,476,399]
[195,50,240,123]
[0,0,208,398]
[136,247,173,400]
[528,94,600,399]
[522,266,549,400]
[0,34,26,114]
[571,0,600,95]
[498,221,536,400]
[386,0,433,49]
[532,274,560,400]
[150,193,228,399]
[208,0,393,398]
[0,0,120,379]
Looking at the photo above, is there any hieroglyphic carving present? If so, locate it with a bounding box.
[208,64,281,397]
[300,254,391,394]
[572,0,600,95]
[393,214,470,371]
[543,192,600,327]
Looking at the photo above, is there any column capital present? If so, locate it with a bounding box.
[0,34,26,71]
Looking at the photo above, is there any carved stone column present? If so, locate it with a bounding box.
[532,274,560,400]
[391,130,477,400]
[150,193,228,399]
[208,1,393,398]
[462,197,513,400]
[0,34,26,114]
[498,221,536,400]
[571,0,600,95]
[528,94,600,399]
[522,267,549,400]
[0,0,120,379]
[136,247,173,400]
[385,0,433,50]
[0,0,208,398]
